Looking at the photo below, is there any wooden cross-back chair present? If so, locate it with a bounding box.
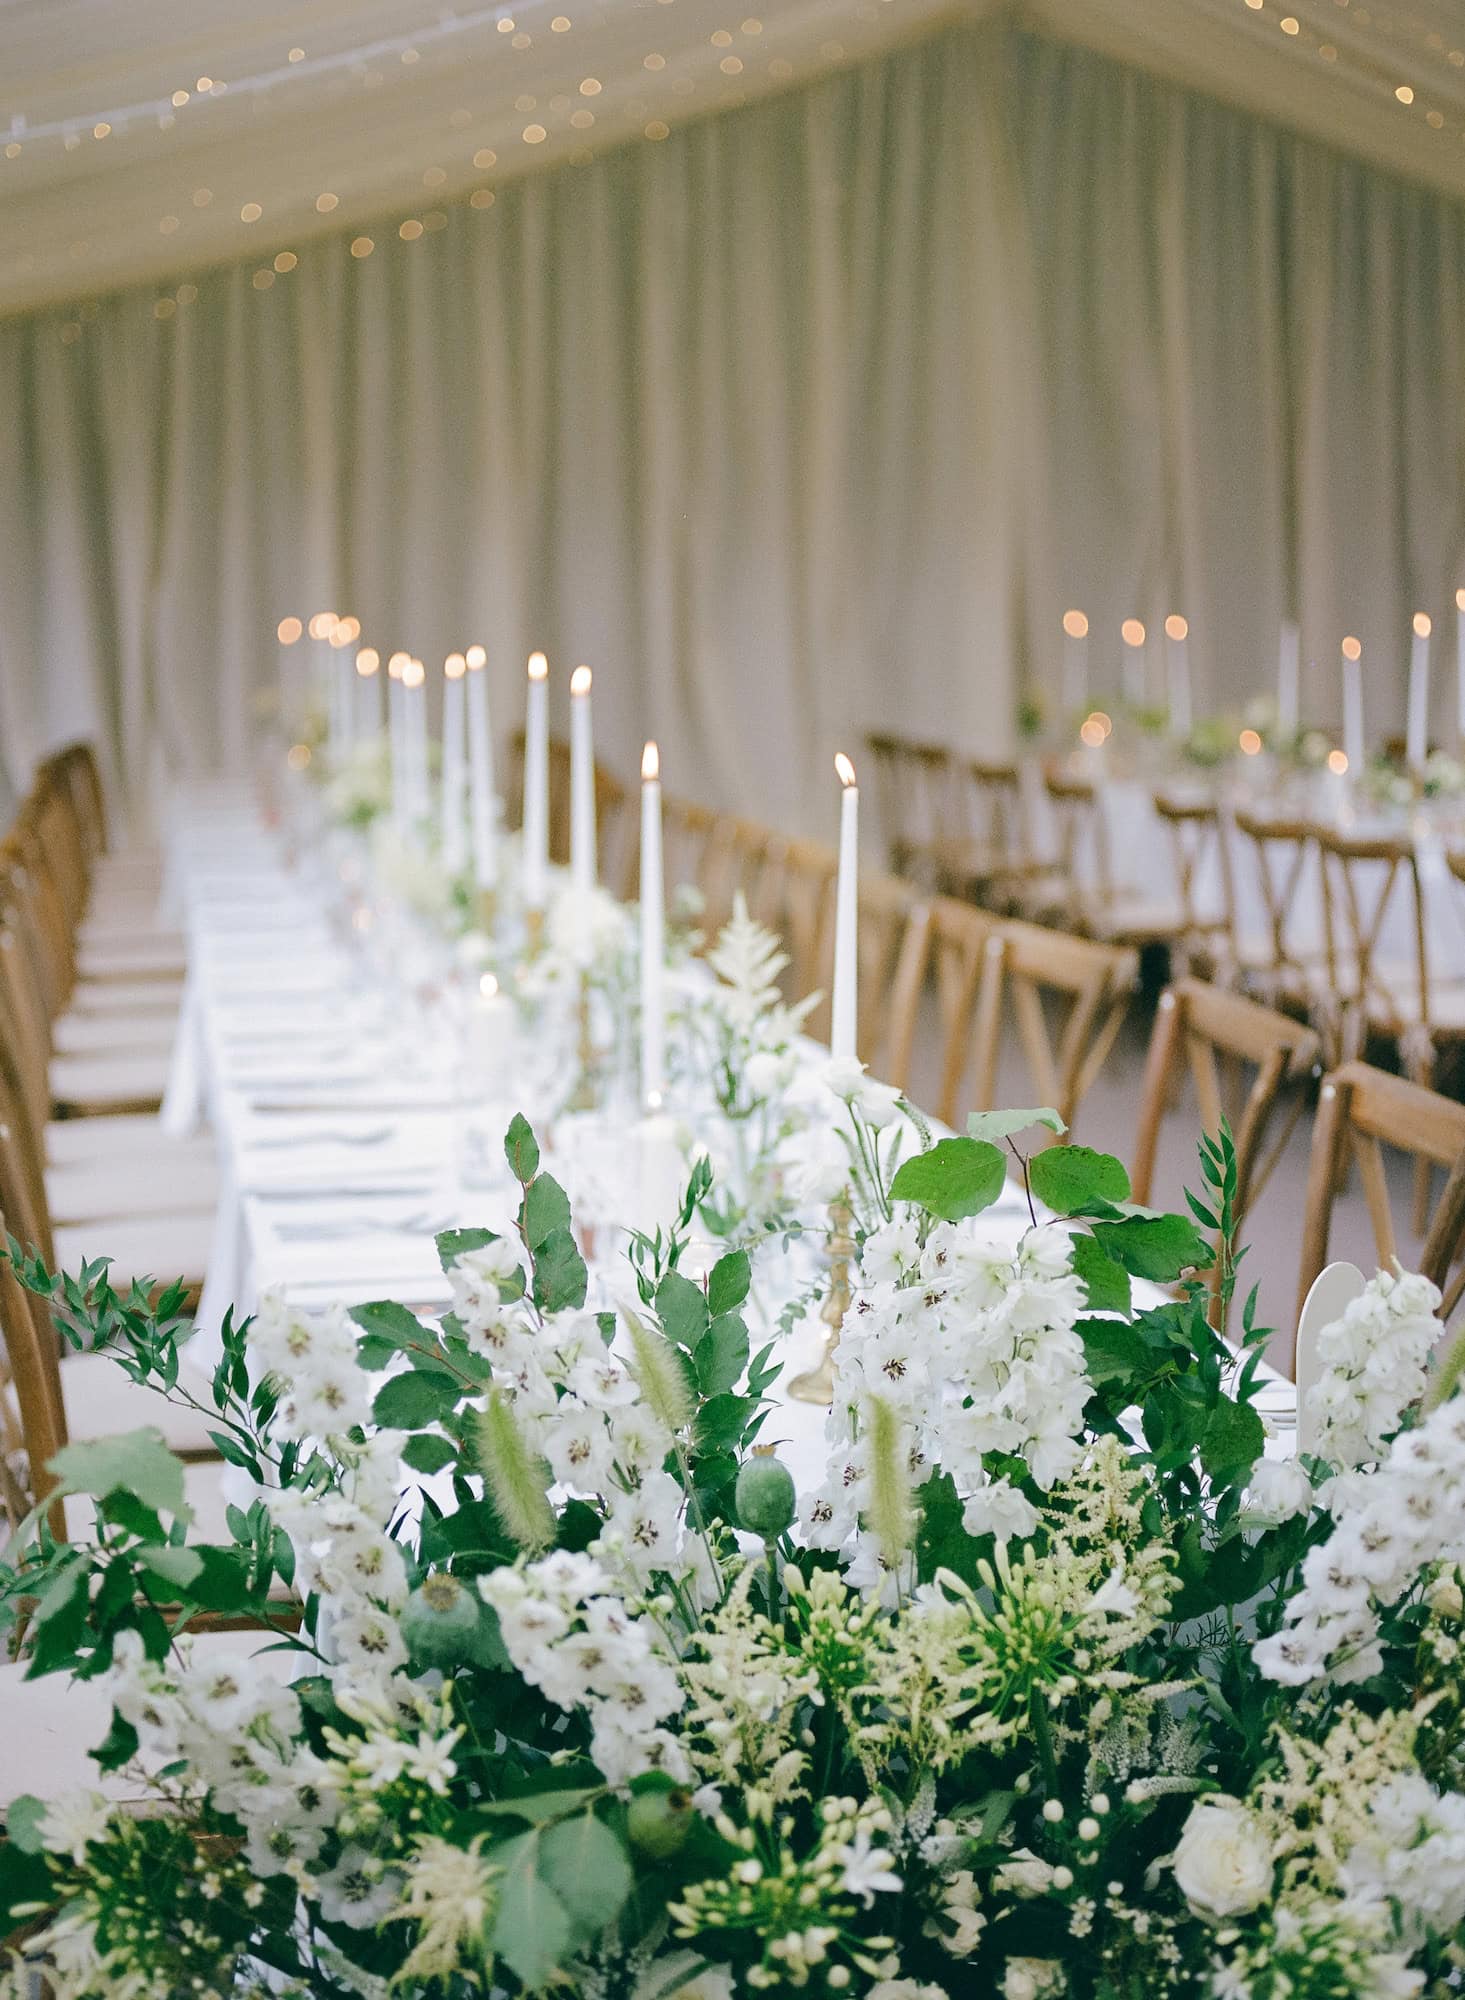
[862,732,953,890]
[1228,808,1328,1017]
[767,837,838,1015]
[798,868,930,1084]
[699,818,784,942]
[1151,791,1236,979]
[944,758,1054,914]
[1293,1060,1465,1374]
[1041,765,1179,950]
[661,797,724,920]
[1131,978,1321,1286]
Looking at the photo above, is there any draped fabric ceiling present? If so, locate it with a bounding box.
[7,0,1465,317]
[4,0,1465,830]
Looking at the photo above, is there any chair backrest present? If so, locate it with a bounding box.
[861,732,952,889]
[661,796,723,913]
[1294,1059,1465,1372]
[1041,765,1110,922]
[1132,976,1320,1224]
[0,1204,68,1542]
[855,875,931,1092]
[922,896,1005,1125]
[1316,826,1428,1038]
[1152,791,1235,967]
[701,818,781,942]
[948,758,1034,908]
[770,837,838,1018]
[986,916,1137,1136]
[1230,809,1321,992]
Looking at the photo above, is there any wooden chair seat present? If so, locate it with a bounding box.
[76,936,187,983]
[58,1349,224,1459]
[1086,891,1186,948]
[52,1209,213,1292]
[46,1152,219,1228]
[45,1115,210,1169]
[51,1009,179,1058]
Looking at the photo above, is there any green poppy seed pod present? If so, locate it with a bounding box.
[627,1786,694,1858]
[400,1573,480,1667]
[735,1454,797,1541]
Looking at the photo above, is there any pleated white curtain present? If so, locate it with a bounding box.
[2,21,1465,833]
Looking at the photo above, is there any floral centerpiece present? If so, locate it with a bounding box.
[2,1114,1463,2000]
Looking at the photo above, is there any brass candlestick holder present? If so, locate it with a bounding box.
[524,905,545,957]
[788,1194,854,1405]
[475,886,499,933]
[564,968,600,1112]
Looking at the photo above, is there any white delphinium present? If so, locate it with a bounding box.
[1302,1268,1442,1471]
[34,1792,113,1868]
[250,1291,374,1442]
[480,1550,688,1786]
[1254,1389,1465,1686]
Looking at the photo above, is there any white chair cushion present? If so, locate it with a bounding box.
[49,1048,172,1111]
[52,1209,215,1288]
[46,1116,211,1169]
[47,1152,218,1226]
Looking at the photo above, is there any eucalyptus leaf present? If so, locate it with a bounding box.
[503,1114,540,1183]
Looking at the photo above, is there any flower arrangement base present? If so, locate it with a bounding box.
[787,1193,853,1404]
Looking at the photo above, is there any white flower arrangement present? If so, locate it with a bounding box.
[2,1109,1463,2000]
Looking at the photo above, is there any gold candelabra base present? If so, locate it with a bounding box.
[787,1194,854,1406]
[475,886,499,932]
[564,970,600,1113]
[524,905,545,956]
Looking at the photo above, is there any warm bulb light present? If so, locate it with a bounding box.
[570,664,593,696]
[1121,618,1146,647]
[403,658,425,689]
[479,972,500,999]
[527,651,548,682]
[445,652,467,679]
[465,644,487,670]
[1089,710,1113,737]
[328,624,353,649]
[1342,636,1362,661]
[1165,614,1188,641]
[356,647,380,676]
[1062,608,1089,638]
[1079,717,1106,748]
[1239,729,1263,756]
[642,740,660,781]
[1327,749,1349,775]
[308,611,337,640]
[387,650,411,679]
[277,616,303,645]
[336,615,361,643]
[835,751,856,788]
[1413,612,1432,637]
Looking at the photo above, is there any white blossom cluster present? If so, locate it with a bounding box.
[480,1549,688,1785]
[801,1214,1092,1577]
[1255,1389,1465,1685]
[250,1290,375,1442]
[1301,1268,1443,1470]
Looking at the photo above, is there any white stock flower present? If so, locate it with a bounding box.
[37,1792,113,1867]
[1241,1454,1314,1526]
[1172,1800,1273,1918]
[1000,1962,1064,2000]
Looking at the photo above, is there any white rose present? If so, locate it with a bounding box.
[1241,1455,1314,1525]
[1001,1960,1064,2000]
[1172,1801,1273,1918]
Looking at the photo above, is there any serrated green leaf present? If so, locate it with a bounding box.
[707,1250,751,1318]
[402,1433,459,1475]
[533,1227,587,1313]
[890,1138,1005,1221]
[490,1832,573,1990]
[372,1368,464,1429]
[540,1814,633,1945]
[47,1430,190,1523]
[1029,1145,1131,1216]
[695,1312,749,1396]
[966,1108,1066,1144]
[504,1114,540,1183]
[656,1268,710,1351]
[523,1174,572,1251]
[1070,1231,1132,1315]
[1091,1213,1212,1282]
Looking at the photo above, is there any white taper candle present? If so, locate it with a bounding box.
[1121,619,1146,705]
[640,741,665,1104]
[1407,612,1432,771]
[1341,636,1365,777]
[1061,608,1089,715]
[523,653,549,912]
[569,665,596,899]
[1164,615,1192,739]
[464,645,497,889]
[1278,620,1300,737]
[441,654,468,872]
[832,752,859,1062]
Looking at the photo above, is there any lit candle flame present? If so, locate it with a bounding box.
[445,652,466,679]
[642,740,659,782]
[1062,608,1088,639]
[387,650,411,679]
[1327,749,1349,775]
[403,658,425,689]
[1239,729,1262,755]
[1342,636,1362,661]
[336,615,361,643]
[570,664,592,696]
[1121,618,1146,647]
[1413,612,1432,638]
[308,611,337,641]
[834,751,856,788]
[479,972,499,999]
[1165,614,1188,641]
[466,644,487,670]
[527,651,548,682]
[277,616,303,645]
[355,647,380,677]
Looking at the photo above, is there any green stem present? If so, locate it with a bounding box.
[1031,1691,1061,1798]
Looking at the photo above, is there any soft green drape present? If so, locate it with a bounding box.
[3,22,1465,830]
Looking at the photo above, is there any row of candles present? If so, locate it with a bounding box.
[281,612,865,1109]
[1061,597,1465,768]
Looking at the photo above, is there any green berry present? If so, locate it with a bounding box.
[627,1787,694,1858]
[401,1573,480,1667]
[735,1454,796,1540]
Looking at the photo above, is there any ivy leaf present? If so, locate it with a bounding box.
[708,1249,751,1318]
[523,1174,572,1251]
[1029,1146,1131,1217]
[402,1433,459,1475]
[490,1832,573,1990]
[539,1814,634,1946]
[1091,1214,1212,1282]
[890,1138,1005,1221]
[966,1108,1066,1144]
[695,1312,749,1396]
[372,1369,464,1429]
[656,1269,711,1352]
[504,1114,541,1183]
[1069,1232,1132,1315]
[47,1429,191,1523]
[533,1227,588,1314]
[435,1226,500,1270]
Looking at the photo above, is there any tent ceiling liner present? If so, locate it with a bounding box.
[4,0,1465,315]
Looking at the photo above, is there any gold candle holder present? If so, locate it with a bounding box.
[476,886,499,932]
[524,905,545,956]
[565,969,599,1112]
[788,1194,854,1405]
